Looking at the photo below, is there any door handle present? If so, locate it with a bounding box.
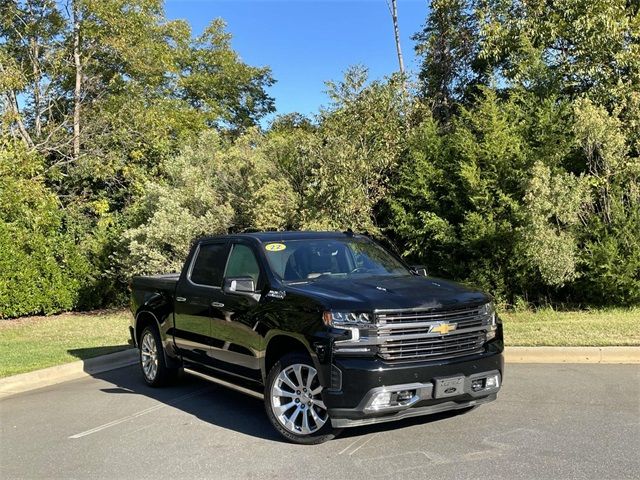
[211,301,225,308]
[176,297,187,302]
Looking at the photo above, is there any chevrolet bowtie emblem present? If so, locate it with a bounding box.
[430,322,457,335]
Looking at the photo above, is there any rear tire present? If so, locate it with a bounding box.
[139,325,178,387]
[265,352,341,444]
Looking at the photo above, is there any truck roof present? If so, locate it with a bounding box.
[198,230,361,243]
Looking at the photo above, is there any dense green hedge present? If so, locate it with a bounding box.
[0,223,84,317]
[0,144,85,317]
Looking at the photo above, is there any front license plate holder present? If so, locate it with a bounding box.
[434,375,465,398]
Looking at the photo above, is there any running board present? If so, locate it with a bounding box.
[183,368,264,400]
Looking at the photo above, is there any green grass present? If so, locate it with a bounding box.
[0,307,638,378]
[501,308,640,346]
[0,309,131,378]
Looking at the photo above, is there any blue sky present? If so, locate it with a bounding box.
[164,0,428,121]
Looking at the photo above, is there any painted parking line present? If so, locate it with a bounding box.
[338,432,381,456]
[348,432,380,456]
[68,387,212,439]
[338,437,364,455]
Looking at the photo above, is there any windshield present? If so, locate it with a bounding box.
[262,237,410,282]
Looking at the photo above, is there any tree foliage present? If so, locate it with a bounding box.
[1,0,638,316]
[393,0,640,306]
[0,141,92,316]
[0,0,275,316]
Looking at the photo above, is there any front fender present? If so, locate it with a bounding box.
[261,330,332,387]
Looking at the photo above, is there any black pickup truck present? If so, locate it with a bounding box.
[130,231,503,444]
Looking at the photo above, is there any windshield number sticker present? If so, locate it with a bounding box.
[265,243,286,252]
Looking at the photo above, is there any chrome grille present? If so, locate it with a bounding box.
[375,306,488,361]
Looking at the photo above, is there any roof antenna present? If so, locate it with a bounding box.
[344,228,354,236]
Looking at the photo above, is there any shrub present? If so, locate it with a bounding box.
[0,142,92,317]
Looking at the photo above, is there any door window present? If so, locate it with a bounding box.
[190,243,228,287]
[225,244,261,286]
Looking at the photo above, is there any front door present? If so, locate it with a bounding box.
[209,241,264,381]
[173,241,229,365]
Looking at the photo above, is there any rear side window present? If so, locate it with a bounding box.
[190,243,228,287]
[225,244,261,285]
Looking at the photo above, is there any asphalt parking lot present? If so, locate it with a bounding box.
[1,363,639,480]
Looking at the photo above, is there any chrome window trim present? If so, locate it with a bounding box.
[223,242,263,289]
[185,242,227,290]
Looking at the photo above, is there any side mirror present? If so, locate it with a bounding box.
[223,276,255,295]
[411,265,428,277]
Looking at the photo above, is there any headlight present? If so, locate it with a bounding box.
[480,302,498,340]
[322,311,372,326]
[479,302,496,325]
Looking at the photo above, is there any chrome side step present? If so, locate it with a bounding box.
[183,368,264,400]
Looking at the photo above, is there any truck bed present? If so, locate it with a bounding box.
[131,273,180,291]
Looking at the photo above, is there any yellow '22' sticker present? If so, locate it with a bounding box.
[265,243,286,252]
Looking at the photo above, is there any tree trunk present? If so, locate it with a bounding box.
[388,0,405,74]
[6,91,34,148]
[32,38,42,137]
[72,1,82,161]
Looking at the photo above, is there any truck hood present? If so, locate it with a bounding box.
[283,275,489,311]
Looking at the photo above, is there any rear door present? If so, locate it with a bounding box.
[173,240,229,364]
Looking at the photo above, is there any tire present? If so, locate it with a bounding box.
[139,325,178,387]
[264,352,341,444]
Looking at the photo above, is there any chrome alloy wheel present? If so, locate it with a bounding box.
[140,331,159,381]
[270,364,328,435]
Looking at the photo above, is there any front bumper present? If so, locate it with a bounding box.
[330,394,497,428]
[324,350,503,428]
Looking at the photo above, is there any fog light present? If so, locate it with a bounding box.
[396,390,415,402]
[369,391,392,409]
[471,379,485,392]
[485,374,500,389]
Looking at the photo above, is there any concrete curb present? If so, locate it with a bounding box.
[0,348,137,399]
[1,346,638,399]
[505,346,640,364]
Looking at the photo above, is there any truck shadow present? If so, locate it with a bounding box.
[87,365,281,441]
[86,364,467,443]
[67,345,132,360]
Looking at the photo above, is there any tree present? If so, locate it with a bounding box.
[386,0,405,74]
[0,0,278,315]
[405,0,640,306]
[387,88,595,304]
[121,130,295,275]
[413,0,482,120]
[0,0,66,150]
[296,67,408,231]
[1,1,275,164]
[479,0,640,108]
[572,98,640,304]
[178,19,275,132]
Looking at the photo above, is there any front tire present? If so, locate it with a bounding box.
[139,326,177,387]
[265,352,341,444]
